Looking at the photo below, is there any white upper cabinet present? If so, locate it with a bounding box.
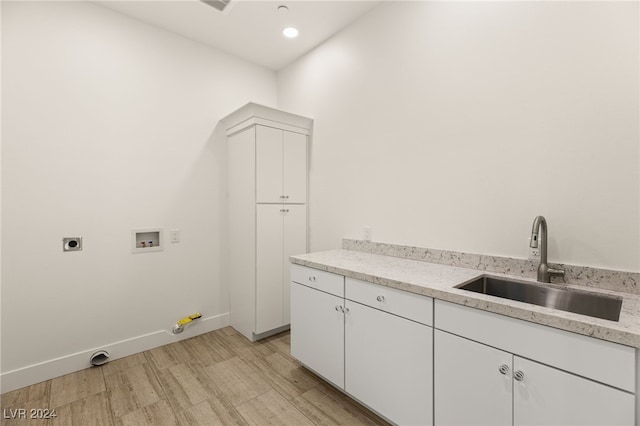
[255,126,282,203]
[256,125,307,204]
[283,130,307,203]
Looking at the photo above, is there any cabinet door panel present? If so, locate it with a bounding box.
[283,205,306,325]
[283,131,307,203]
[434,330,512,426]
[513,357,635,426]
[227,127,256,340]
[290,282,344,389]
[256,125,283,203]
[256,204,284,334]
[345,301,433,425]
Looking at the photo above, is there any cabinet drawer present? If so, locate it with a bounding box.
[290,264,344,297]
[435,299,635,392]
[345,278,432,326]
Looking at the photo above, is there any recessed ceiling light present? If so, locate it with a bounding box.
[282,27,299,39]
[278,5,289,14]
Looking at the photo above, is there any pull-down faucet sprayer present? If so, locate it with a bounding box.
[530,215,565,283]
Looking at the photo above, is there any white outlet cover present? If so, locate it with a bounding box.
[363,226,372,241]
[528,246,540,260]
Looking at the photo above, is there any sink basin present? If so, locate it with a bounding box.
[456,276,622,321]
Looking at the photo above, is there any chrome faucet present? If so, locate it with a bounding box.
[530,215,565,283]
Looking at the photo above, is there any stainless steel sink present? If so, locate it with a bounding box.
[456,276,622,321]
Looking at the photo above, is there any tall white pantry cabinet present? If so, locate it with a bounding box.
[222,103,312,342]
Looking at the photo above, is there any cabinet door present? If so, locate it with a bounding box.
[513,357,635,426]
[256,126,307,204]
[434,330,512,426]
[256,204,284,334]
[345,301,433,425]
[290,282,345,389]
[256,125,283,203]
[282,131,307,204]
[282,205,306,326]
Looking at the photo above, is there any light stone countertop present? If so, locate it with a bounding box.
[290,249,640,348]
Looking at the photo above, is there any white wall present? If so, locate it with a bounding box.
[1,1,276,387]
[277,1,640,272]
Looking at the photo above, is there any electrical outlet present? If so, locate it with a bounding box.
[528,246,540,260]
[363,226,372,242]
[63,237,83,252]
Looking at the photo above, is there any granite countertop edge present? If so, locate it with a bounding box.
[290,250,640,349]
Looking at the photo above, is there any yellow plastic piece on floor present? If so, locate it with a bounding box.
[177,313,202,327]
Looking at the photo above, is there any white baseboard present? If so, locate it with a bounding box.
[0,313,229,394]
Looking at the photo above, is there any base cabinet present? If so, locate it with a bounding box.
[291,264,637,426]
[346,300,433,425]
[434,329,512,426]
[435,299,636,426]
[513,356,634,426]
[290,266,434,425]
[290,282,345,389]
[435,329,634,426]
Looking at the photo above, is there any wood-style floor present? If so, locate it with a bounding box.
[0,327,390,426]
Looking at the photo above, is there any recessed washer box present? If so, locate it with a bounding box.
[132,228,163,253]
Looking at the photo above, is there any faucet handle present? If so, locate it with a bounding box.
[548,267,565,279]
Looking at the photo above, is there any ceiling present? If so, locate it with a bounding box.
[96,0,381,70]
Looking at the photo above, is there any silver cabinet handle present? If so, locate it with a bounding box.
[280,195,290,199]
[376,295,385,302]
[280,209,290,213]
[498,365,510,375]
[343,307,350,314]
[514,370,525,381]
[308,276,316,282]
[335,305,343,312]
